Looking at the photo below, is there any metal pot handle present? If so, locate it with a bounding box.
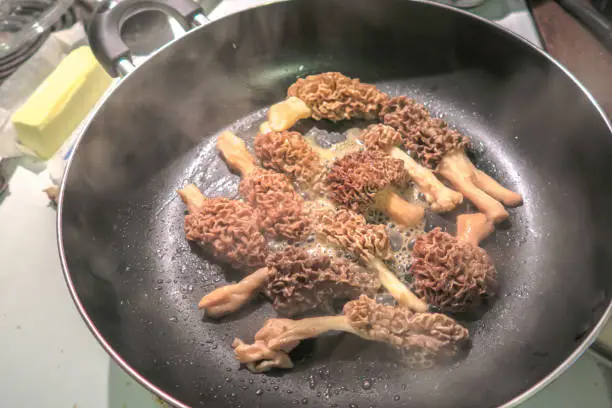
[88,0,208,77]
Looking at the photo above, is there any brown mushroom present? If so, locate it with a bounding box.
[232,295,469,372]
[217,131,311,241]
[178,184,268,269]
[381,96,523,223]
[267,72,389,131]
[308,202,428,313]
[361,124,463,212]
[219,135,427,312]
[326,149,425,227]
[198,246,380,319]
[409,220,496,313]
[253,129,327,194]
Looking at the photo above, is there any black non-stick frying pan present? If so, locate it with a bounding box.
[58,0,612,407]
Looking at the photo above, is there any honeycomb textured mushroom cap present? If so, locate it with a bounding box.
[287,72,389,121]
[326,150,407,212]
[362,123,403,151]
[410,228,496,313]
[265,247,380,317]
[344,295,470,368]
[308,204,393,262]
[381,96,469,170]
[239,167,310,241]
[184,197,267,269]
[254,130,326,193]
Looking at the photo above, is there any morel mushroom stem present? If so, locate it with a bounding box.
[456,213,494,247]
[377,189,426,229]
[233,295,469,372]
[437,150,509,223]
[369,258,428,312]
[216,131,256,177]
[267,96,312,131]
[178,183,207,213]
[362,124,462,213]
[198,267,272,318]
[388,147,462,212]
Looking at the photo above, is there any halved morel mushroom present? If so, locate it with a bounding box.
[267,72,389,131]
[381,96,523,223]
[326,149,425,228]
[361,124,463,212]
[178,184,268,269]
[217,131,311,241]
[410,217,496,313]
[232,295,469,372]
[198,247,380,319]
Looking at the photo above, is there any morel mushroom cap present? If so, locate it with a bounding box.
[410,227,496,313]
[344,295,470,368]
[362,123,403,151]
[381,96,469,170]
[184,197,267,269]
[287,72,388,121]
[326,150,407,212]
[309,204,393,262]
[239,167,310,241]
[254,130,326,192]
[266,247,380,317]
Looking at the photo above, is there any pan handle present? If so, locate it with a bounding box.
[88,0,208,77]
[556,0,612,52]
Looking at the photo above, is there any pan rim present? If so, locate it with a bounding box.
[56,1,612,407]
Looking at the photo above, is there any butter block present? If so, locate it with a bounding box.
[12,46,112,159]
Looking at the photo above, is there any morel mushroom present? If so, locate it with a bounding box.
[381,96,523,223]
[220,134,426,311]
[266,72,389,131]
[253,129,327,194]
[326,149,425,227]
[410,216,496,313]
[361,124,463,212]
[217,131,310,241]
[178,184,267,269]
[232,295,469,372]
[199,246,380,318]
[308,202,427,312]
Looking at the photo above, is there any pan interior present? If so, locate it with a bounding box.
[60,1,612,407]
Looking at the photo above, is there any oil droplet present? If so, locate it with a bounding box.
[169,316,178,322]
[302,398,309,404]
[393,395,400,401]
[308,375,316,389]
[255,389,263,396]
[361,379,372,390]
[349,404,358,408]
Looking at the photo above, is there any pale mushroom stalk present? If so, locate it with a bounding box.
[178,183,207,213]
[219,132,427,312]
[362,124,463,213]
[233,295,469,373]
[456,212,494,247]
[437,151,510,223]
[381,96,523,223]
[369,258,427,312]
[198,267,272,318]
[267,96,312,131]
[216,130,256,177]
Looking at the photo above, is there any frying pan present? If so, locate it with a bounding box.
[58,0,612,407]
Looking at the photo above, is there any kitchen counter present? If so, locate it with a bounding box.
[2,1,612,407]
